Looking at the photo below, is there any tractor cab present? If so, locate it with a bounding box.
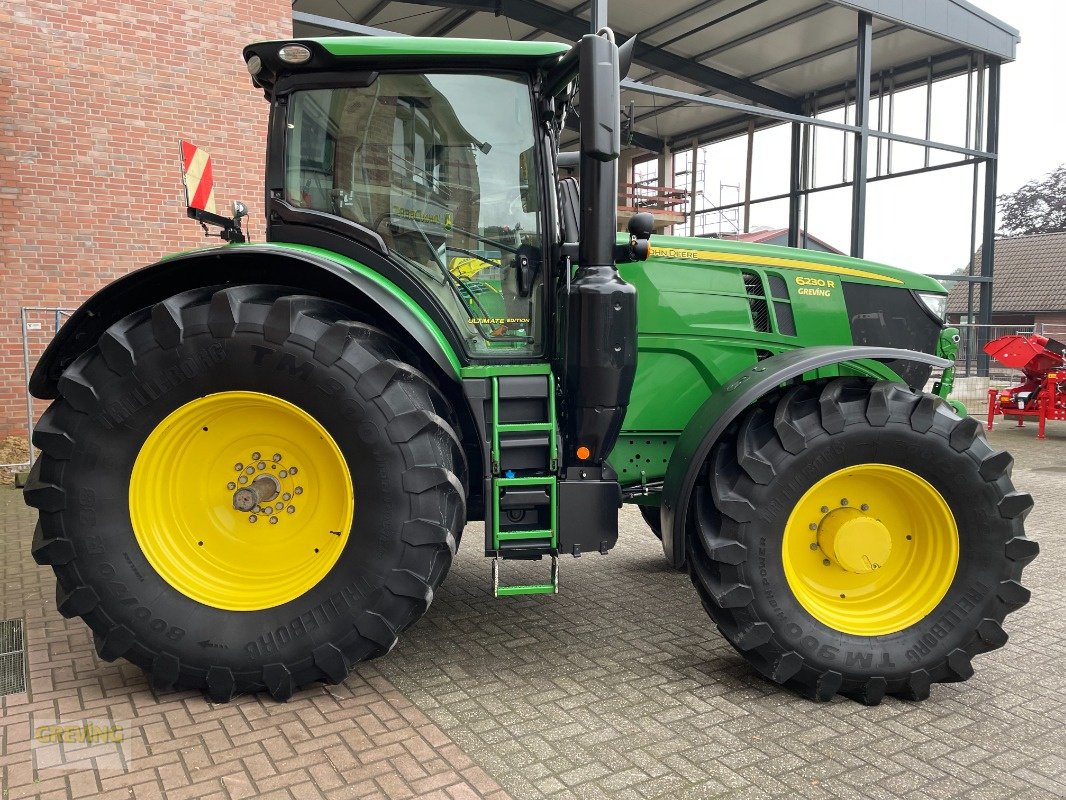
[246,39,569,357]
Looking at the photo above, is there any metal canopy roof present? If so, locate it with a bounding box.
[292,0,1018,150]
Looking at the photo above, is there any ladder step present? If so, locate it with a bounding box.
[496,584,556,596]
[497,422,554,432]
[495,529,553,541]
[493,555,558,597]
[495,476,555,486]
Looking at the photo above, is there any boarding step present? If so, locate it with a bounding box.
[492,554,559,597]
[492,475,556,548]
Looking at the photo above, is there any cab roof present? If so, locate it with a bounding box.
[243,36,570,93]
[313,36,569,59]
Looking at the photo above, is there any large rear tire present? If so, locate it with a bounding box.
[638,505,662,540]
[26,286,466,702]
[687,378,1037,703]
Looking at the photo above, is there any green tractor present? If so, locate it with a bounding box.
[25,32,1037,705]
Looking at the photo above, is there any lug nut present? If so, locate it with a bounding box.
[283,492,291,501]
[276,502,284,510]
[820,506,829,514]
[273,453,282,462]
[238,475,248,484]
[840,498,849,506]
[227,482,236,490]
[294,487,303,495]
[246,466,255,474]
[287,505,295,514]
[269,516,279,525]
[822,558,831,566]
[808,523,817,531]
[252,452,261,460]
[860,503,869,511]
[289,467,298,475]
[234,463,243,471]
[809,543,819,550]
[279,470,288,478]
[249,514,258,523]
[257,461,266,470]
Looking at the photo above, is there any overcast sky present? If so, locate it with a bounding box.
[695,1,1063,275]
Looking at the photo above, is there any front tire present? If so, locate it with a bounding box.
[26,286,466,701]
[687,378,1038,703]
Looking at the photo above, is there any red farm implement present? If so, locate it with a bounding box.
[985,333,1066,438]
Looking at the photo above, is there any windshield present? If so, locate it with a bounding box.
[285,72,544,354]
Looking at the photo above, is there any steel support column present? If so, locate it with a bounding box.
[977,60,1001,378]
[850,12,873,258]
[743,119,754,233]
[590,0,607,31]
[788,121,801,247]
[688,139,699,237]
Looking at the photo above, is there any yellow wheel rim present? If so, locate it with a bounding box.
[129,391,353,611]
[782,463,959,636]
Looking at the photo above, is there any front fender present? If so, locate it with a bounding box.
[30,243,462,398]
[658,346,951,568]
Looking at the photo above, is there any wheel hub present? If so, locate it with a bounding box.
[129,391,353,611]
[226,452,303,524]
[782,463,959,636]
[818,507,892,574]
[233,473,281,511]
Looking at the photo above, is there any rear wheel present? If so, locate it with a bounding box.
[638,505,662,540]
[26,286,466,701]
[687,378,1037,703]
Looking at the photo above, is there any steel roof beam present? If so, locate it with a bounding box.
[393,0,800,111]
[641,0,731,41]
[359,0,393,24]
[419,8,475,36]
[657,45,974,148]
[621,79,995,159]
[632,23,903,128]
[829,0,1017,61]
[293,11,404,36]
[636,3,831,91]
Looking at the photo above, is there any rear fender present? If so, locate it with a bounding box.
[658,346,950,568]
[30,243,462,398]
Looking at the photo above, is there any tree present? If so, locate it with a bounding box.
[998,164,1066,236]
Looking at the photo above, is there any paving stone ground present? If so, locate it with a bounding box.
[1,422,1063,799]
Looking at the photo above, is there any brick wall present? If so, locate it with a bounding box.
[1034,312,1066,334]
[0,1,292,439]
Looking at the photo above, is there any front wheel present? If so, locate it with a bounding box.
[26,286,466,701]
[687,378,1037,703]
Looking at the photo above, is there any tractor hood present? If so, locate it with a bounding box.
[628,233,946,293]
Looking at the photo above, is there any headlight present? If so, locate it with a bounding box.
[278,44,312,64]
[246,54,263,76]
[917,292,947,321]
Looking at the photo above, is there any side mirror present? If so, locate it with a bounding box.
[628,212,654,241]
[618,35,636,82]
[557,176,580,243]
[578,34,620,163]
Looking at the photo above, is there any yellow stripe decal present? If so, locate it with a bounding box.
[648,246,904,285]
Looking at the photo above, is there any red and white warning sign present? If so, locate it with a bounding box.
[179,140,217,214]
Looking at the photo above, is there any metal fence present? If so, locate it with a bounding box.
[0,308,75,470]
